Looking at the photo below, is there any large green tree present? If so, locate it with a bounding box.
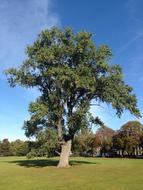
[5,27,140,167]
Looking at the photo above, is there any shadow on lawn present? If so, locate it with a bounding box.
[8,158,97,168]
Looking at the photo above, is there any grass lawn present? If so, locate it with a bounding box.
[0,156,143,190]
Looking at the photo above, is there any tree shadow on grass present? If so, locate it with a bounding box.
[70,159,97,166]
[8,158,98,168]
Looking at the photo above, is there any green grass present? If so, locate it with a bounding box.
[0,156,143,190]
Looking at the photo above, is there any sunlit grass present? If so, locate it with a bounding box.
[0,156,143,190]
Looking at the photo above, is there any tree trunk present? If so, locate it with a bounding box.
[57,140,72,168]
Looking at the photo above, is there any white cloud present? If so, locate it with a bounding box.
[0,0,60,71]
[116,32,143,54]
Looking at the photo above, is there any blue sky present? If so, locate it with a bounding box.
[0,0,143,141]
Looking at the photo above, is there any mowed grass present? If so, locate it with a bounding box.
[0,157,143,190]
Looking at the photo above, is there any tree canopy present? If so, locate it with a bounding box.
[5,27,141,167]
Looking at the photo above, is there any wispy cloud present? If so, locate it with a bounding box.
[114,0,143,84]
[0,0,60,106]
[116,0,143,55]
[126,0,143,23]
[116,32,143,54]
[0,0,60,71]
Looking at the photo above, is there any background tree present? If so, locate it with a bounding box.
[112,133,125,157]
[113,121,143,156]
[0,139,11,156]
[5,27,140,167]
[72,128,94,156]
[139,132,143,153]
[95,126,115,156]
[89,134,102,156]
[10,140,29,156]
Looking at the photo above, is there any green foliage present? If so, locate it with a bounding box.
[26,149,37,159]
[0,121,143,158]
[5,27,141,142]
[0,139,29,157]
[72,126,115,156]
[72,129,94,155]
[27,128,59,158]
[10,140,29,156]
[36,128,59,157]
[0,139,11,156]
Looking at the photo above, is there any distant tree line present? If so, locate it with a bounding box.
[1,121,143,158]
[0,128,60,158]
[0,139,29,156]
[73,120,143,157]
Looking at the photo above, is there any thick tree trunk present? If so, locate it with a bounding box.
[57,140,72,168]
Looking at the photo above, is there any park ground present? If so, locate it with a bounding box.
[0,157,143,190]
